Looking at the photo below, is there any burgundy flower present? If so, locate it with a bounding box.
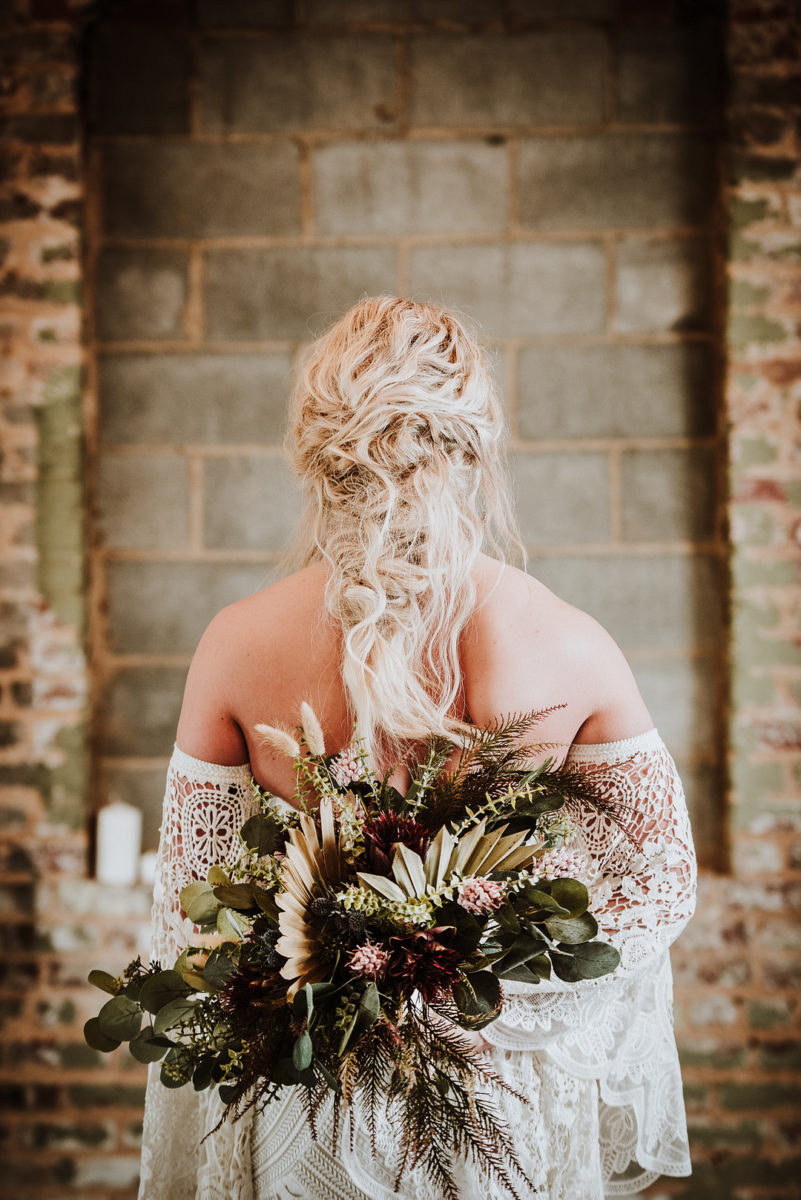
[362,811,430,875]
[387,925,462,1002]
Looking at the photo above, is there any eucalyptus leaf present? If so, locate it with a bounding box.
[292,1029,313,1071]
[83,1017,121,1052]
[96,995,142,1042]
[153,996,198,1036]
[521,885,570,915]
[355,981,380,1033]
[292,981,315,1019]
[181,881,221,925]
[543,912,598,944]
[207,866,230,886]
[161,1046,193,1088]
[493,902,521,933]
[192,1055,216,1091]
[212,883,259,911]
[203,945,239,990]
[139,970,192,1015]
[452,969,501,1017]
[551,941,621,982]
[548,878,588,917]
[217,906,252,940]
[240,813,281,856]
[318,1060,340,1093]
[87,969,120,996]
[129,1026,173,1063]
[493,934,547,974]
[252,887,280,922]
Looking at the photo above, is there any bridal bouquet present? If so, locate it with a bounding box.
[85,706,623,1199]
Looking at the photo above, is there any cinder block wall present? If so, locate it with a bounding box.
[1,1,800,1197]
[88,1,727,864]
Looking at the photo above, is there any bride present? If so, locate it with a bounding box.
[138,295,696,1199]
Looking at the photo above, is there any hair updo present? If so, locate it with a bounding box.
[282,295,523,768]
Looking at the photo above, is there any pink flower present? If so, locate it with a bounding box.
[534,848,589,882]
[457,876,505,915]
[330,744,365,788]
[346,938,390,980]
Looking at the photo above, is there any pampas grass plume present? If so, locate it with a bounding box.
[300,700,326,757]
[253,722,301,759]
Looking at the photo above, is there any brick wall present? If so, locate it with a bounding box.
[0,1,799,1197]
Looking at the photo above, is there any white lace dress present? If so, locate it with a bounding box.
[137,729,696,1200]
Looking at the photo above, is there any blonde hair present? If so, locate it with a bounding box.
[281,295,524,768]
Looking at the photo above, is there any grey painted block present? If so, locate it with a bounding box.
[409,242,606,338]
[518,343,716,439]
[408,31,606,127]
[511,451,611,545]
[101,141,302,238]
[313,140,508,236]
[529,552,723,651]
[86,21,190,135]
[679,761,722,867]
[203,456,302,550]
[102,667,186,757]
[95,249,188,343]
[621,448,717,543]
[203,246,397,341]
[307,0,501,19]
[99,766,169,853]
[615,237,713,334]
[106,562,272,655]
[509,0,615,16]
[196,0,293,26]
[616,25,725,125]
[199,34,397,133]
[96,455,190,551]
[634,655,718,760]
[518,134,717,231]
[98,353,292,446]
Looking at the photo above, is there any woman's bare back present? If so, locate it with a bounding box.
[176,552,653,802]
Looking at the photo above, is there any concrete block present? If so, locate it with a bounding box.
[408,31,606,126]
[101,141,302,238]
[617,25,725,124]
[307,0,500,19]
[313,140,507,236]
[678,761,722,868]
[634,655,718,760]
[615,237,713,334]
[98,353,292,446]
[509,0,615,15]
[518,134,717,231]
[409,242,606,337]
[621,447,717,543]
[96,454,190,551]
[101,667,186,757]
[511,451,610,545]
[199,34,397,133]
[529,552,723,651]
[203,455,302,550]
[197,0,293,25]
[203,247,397,341]
[518,343,716,439]
[95,249,187,343]
[106,562,270,655]
[86,21,190,135]
[100,766,167,854]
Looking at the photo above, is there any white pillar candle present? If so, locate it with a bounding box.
[96,801,143,886]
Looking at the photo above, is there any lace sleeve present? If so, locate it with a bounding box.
[478,730,697,1190]
[138,746,260,1200]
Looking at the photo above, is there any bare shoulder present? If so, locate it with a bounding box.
[175,562,328,763]
[465,555,653,744]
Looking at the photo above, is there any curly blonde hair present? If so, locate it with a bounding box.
[281,295,524,767]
